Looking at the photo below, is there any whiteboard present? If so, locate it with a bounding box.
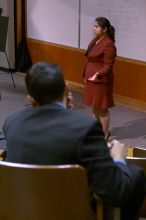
[80,0,97,49]
[27,0,79,47]
[27,0,146,62]
[82,0,146,62]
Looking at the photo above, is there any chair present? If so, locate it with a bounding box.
[133,147,146,158]
[128,145,146,157]
[0,137,6,160]
[126,156,146,218]
[0,161,121,220]
[0,161,97,220]
[0,149,6,160]
[126,157,146,175]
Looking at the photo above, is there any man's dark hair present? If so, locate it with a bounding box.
[25,61,65,105]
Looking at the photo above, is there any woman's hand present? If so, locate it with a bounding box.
[88,72,99,81]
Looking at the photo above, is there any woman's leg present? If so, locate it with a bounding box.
[93,108,110,139]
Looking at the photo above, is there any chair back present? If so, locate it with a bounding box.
[126,157,146,175]
[0,161,96,220]
[133,147,146,158]
[127,146,146,158]
[126,157,146,218]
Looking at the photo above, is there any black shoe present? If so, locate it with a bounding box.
[105,132,111,141]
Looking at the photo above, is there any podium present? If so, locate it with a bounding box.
[0,16,16,89]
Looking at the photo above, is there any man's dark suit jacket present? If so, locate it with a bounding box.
[3,103,143,207]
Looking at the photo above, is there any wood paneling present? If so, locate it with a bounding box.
[27,38,146,108]
[114,57,146,102]
[15,0,22,45]
[27,38,86,83]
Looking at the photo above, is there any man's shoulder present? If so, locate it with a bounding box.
[4,107,32,126]
[67,109,97,125]
[67,108,90,117]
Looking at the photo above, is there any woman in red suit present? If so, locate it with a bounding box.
[83,17,116,141]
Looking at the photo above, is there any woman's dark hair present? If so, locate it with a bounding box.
[95,17,115,43]
[25,61,65,105]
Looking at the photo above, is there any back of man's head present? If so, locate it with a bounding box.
[25,61,65,105]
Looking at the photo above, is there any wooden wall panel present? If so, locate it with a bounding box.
[137,65,146,101]
[27,38,146,105]
[27,38,86,83]
[15,0,22,46]
[114,57,146,102]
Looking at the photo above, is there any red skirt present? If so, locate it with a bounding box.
[83,81,114,109]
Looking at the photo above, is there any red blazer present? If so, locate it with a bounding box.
[84,36,116,83]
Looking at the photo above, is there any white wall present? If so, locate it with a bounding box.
[0,0,15,68]
[96,0,146,62]
[27,0,146,62]
[27,0,79,48]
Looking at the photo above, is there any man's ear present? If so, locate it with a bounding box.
[27,95,39,106]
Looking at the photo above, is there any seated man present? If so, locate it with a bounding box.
[3,61,145,220]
